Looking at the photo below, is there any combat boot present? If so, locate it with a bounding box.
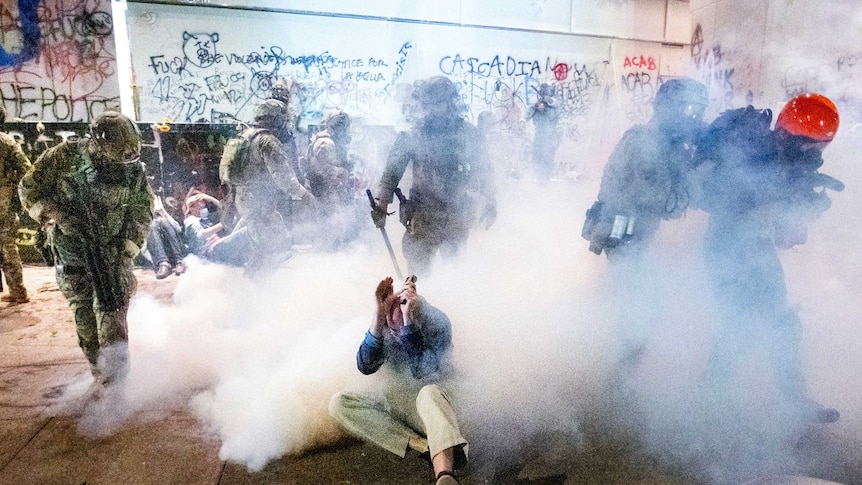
[1,288,29,304]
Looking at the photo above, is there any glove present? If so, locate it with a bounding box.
[371,204,388,228]
[399,198,416,229]
[123,240,141,259]
[478,202,497,230]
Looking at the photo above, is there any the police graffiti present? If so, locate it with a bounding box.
[0,0,119,122]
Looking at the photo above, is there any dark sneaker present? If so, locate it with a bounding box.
[155,262,172,279]
[436,471,459,485]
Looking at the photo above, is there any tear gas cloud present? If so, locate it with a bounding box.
[67,125,862,484]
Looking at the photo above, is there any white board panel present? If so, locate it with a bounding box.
[210,0,463,24]
[127,3,628,130]
[571,0,668,42]
[460,0,573,33]
[126,1,689,182]
[665,0,691,44]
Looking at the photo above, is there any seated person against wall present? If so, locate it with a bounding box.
[184,192,250,267]
[145,198,187,279]
[329,276,467,485]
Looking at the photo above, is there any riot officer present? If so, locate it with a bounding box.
[581,78,709,371]
[19,111,154,386]
[698,93,843,423]
[372,76,496,276]
[232,99,313,270]
[0,104,32,305]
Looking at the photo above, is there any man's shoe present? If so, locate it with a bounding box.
[155,262,172,279]
[174,261,187,276]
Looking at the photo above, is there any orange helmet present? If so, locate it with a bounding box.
[775,93,839,142]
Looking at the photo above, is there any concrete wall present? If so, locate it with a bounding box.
[122,0,693,178]
[691,0,862,124]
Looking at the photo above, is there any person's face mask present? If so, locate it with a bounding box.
[199,207,209,219]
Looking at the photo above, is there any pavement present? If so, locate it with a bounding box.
[0,265,858,485]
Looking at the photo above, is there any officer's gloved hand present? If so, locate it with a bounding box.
[398,198,416,229]
[478,202,497,230]
[299,190,319,218]
[371,203,388,228]
[123,240,141,259]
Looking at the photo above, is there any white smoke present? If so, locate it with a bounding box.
[66,127,862,483]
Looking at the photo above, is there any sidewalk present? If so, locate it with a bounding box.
[0,266,443,485]
[0,265,854,485]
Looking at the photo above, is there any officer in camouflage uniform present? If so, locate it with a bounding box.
[19,111,153,385]
[304,109,360,250]
[268,77,303,181]
[306,109,354,204]
[372,76,496,276]
[234,99,313,269]
[0,104,32,304]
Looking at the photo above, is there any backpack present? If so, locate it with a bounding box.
[300,131,333,195]
[697,105,774,167]
[219,127,268,184]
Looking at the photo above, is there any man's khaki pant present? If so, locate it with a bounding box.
[329,383,468,461]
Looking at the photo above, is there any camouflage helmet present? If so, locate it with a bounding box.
[413,76,459,106]
[254,99,289,128]
[324,109,351,132]
[270,77,291,103]
[89,111,142,163]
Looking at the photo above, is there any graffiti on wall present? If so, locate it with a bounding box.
[142,31,409,125]
[0,0,120,122]
[776,51,862,123]
[617,51,660,125]
[140,26,635,144]
[437,52,606,141]
[690,23,740,112]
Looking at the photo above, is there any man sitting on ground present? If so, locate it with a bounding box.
[329,276,468,485]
